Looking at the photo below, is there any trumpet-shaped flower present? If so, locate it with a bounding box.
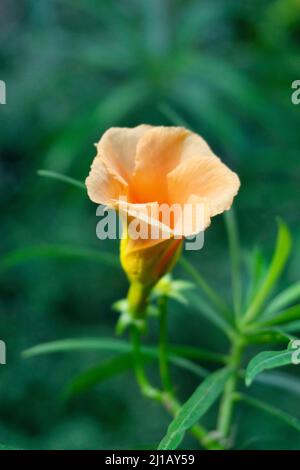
[86,125,240,315]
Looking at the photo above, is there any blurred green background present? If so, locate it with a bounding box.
[0,0,300,450]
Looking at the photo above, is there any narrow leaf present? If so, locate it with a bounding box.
[281,320,300,334]
[245,247,266,308]
[244,221,292,324]
[158,367,232,450]
[38,170,86,190]
[258,304,300,328]
[63,353,135,399]
[179,256,232,319]
[186,292,235,340]
[22,338,131,358]
[245,349,294,386]
[22,338,210,379]
[0,245,120,272]
[257,371,300,398]
[265,281,300,316]
[245,329,291,345]
[170,346,227,365]
[236,393,300,433]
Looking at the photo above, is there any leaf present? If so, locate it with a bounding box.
[22,338,210,380]
[170,346,227,365]
[179,256,232,320]
[38,170,86,190]
[22,337,223,364]
[0,245,120,272]
[245,349,294,386]
[265,281,300,316]
[281,320,300,334]
[64,354,208,400]
[22,338,131,358]
[152,275,195,306]
[258,304,300,328]
[63,353,135,399]
[236,393,300,434]
[158,367,232,450]
[245,329,291,345]
[257,371,300,398]
[245,247,266,308]
[186,292,235,340]
[243,220,292,324]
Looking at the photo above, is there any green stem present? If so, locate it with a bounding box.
[158,295,173,394]
[130,325,162,401]
[224,210,242,320]
[130,324,223,450]
[217,338,244,441]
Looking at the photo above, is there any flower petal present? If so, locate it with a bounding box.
[117,200,175,250]
[167,154,240,223]
[131,126,190,203]
[97,125,152,184]
[85,157,127,205]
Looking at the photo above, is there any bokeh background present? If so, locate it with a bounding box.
[0,0,300,450]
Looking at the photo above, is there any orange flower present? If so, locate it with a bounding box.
[86,125,240,315]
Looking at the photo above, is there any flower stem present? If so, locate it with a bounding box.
[130,325,162,401]
[130,323,224,450]
[217,338,244,441]
[224,209,242,320]
[158,295,173,394]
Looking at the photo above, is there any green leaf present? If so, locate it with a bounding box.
[38,170,86,190]
[63,353,135,399]
[243,220,292,324]
[281,320,300,334]
[22,338,131,358]
[22,337,223,364]
[186,292,235,340]
[264,281,300,316]
[245,247,266,308]
[179,256,232,320]
[152,275,195,306]
[245,349,294,386]
[257,371,300,398]
[0,245,120,272]
[158,367,232,450]
[22,338,210,379]
[258,304,300,329]
[170,345,227,365]
[245,329,291,345]
[236,393,300,434]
